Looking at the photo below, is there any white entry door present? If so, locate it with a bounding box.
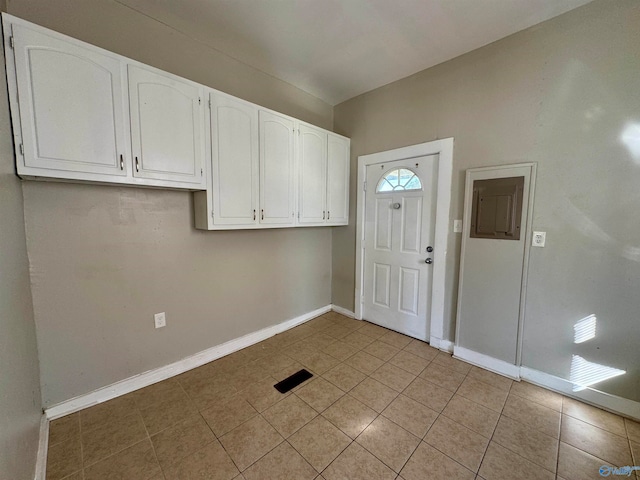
[363,155,438,340]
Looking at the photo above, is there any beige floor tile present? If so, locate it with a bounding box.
[456,377,508,412]
[230,363,273,392]
[299,351,340,374]
[502,394,560,438]
[350,377,399,413]
[182,374,239,411]
[344,350,385,376]
[424,416,489,472]
[492,416,558,472]
[219,415,283,471]
[239,343,277,363]
[56,473,82,480]
[241,377,290,413]
[431,352,472,375]
[46,438,81,480]
[363,340,401,362]
[321,340,358,361]
[381,394,439,439]
[558,441,617,480]
[262,394,318,438]
[402,339,439,361]
[323,362,367,391]
[479,442,554,480]
[468,367,513,392]
[420,363,466,392]
[442,395,500,438]
[626,418,640,443]
[323,324,356,340]
[356,416,420,472]
[509,381,562,411]
[49,413,80,447]
[83,439,162,480]
[305,332,339,350]
[289,416,351,472]
[242,441,316,480]
[342,331,376,350]
[260,353,300,376]
[323,442,396,480]
[79,394,138,432]
[163,441,239,480]
[131,379,185,410]
[560,414,632,467]
[371,362,416,392]
[322,395,377,439]
[139,389,199,435]
[400,442,475,480]
[379,330,413,349]
[150,415,215,470]
[296,377,345,412]
[358,322,389,339]
[82,412,148,466]
[389,350,430,375]
[562,397,626,436]
[305,315,337,330]
[201,393,258,436]
[403,377,453,412]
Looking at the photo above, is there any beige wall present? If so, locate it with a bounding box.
[7,0,334,407]
[0,5,43,477]
[333,0,640,402]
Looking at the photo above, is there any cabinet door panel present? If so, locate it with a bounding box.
[259,111,295,226]
[327,134,350,225]
[12,24,127,177]
[210,93,259,225]
[298,124,327,225]
[129,65,204,186]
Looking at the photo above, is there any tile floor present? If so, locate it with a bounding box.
[46,312,640,480]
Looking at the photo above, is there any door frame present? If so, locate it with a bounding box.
[355,138,453,345]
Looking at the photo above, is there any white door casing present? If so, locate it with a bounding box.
[355,139,453,347]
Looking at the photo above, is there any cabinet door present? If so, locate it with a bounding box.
[259,111,295,226]
[298,124,327,225]
[210,93,259,226]
[327,134,350,225]
[128,65,205,186]
[11,24,128,177]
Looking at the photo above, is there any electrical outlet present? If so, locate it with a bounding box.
[532,231,546,247]
[154,312,166,329]
[454,219,463,233]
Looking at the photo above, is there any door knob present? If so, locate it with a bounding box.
[426,246,433,252]
[425,258,433,264]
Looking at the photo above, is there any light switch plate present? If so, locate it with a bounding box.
[454,220,463,233]
[532,231,546,247]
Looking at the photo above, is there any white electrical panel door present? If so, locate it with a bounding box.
[128,65,205,186]
[259,110,295,226]
[327,134,350,225]
[298,124,327,225]
[11,24,128,178]
[210,93,259,226]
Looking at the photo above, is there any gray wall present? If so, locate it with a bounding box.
[333,0,640,402]
[0,2,43,477]
[7,0,333,407]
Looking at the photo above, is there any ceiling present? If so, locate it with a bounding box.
[116,0,593,105]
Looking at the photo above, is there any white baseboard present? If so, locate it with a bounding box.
[453,346,520,379]
[331,304,356,318]
[429,337,454,352]
[45,305,332,420]
[33,414,48,480]
[520,366,640,421]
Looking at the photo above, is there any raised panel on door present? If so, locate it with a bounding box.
[298,124,327,225]
[327,134,350,225]
[11,24,127,177]
[259,110,295,226]
[210,93,259,226]
[128,65,205,186]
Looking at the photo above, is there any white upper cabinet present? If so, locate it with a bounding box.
[10,23,128,179]
[128,65,205,187]
[259,110,295,226]
[327,133,350,225]
[209,92,259,226]
[298,124,328,225]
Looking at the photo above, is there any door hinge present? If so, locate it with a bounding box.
[9,36,14,49]
[198,97,201,105]
[363,181,367,191]
[211,211,214,218]
[19,143,24,155]
[208,99,212,109]
[297,212,300,219]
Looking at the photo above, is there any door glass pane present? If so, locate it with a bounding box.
[376,168,422,192]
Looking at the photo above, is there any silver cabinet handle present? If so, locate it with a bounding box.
[135,156,139,172]
[261,209,264,220]
[323,211,325,220]
[253,209,256,221]
[119,154,124,170]
[328,211,330,220]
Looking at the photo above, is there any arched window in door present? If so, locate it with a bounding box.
[376,168,422,193]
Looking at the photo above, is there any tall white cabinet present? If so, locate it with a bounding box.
[298,124,328,225]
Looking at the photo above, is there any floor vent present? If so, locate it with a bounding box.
[274,369,313,393]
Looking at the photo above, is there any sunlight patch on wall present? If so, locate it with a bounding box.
[573,314,597,344]
[570,355,625,392]
[621,122,640,163]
